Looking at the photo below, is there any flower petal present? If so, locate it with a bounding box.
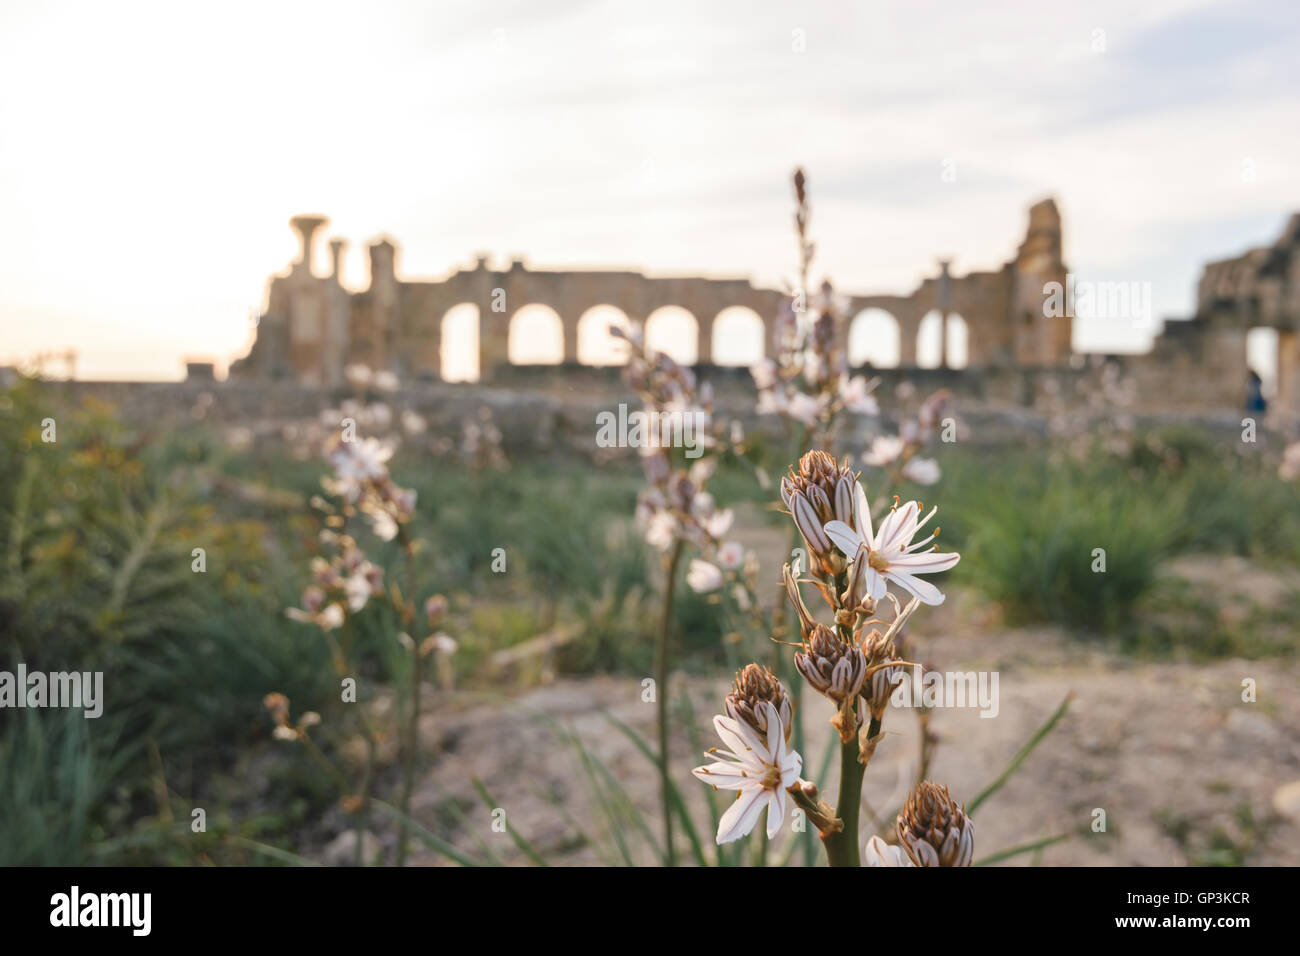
[823,519,863,558]
[852,480,874,541]
[712,714,769,764]
[792,495,832,553]
[716,787,767,845]
[887,550,960,573]
[692,762,758,790]
[877,500,919,554]
[865,567,888,600]
[884,569,945,606]
[765,788,787,840]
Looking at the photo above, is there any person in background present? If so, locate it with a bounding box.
[1246,368,1268,414]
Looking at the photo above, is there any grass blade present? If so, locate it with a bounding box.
[472,777,548,866]
[974,832,1071,866]
[968,693,1072,816]
[602,710,708,867]
[371,799,485,867]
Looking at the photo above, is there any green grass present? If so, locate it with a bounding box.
[3,378,1297,864]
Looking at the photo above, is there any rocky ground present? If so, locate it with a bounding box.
[351,583,1299,867]
[259,517,1300,867]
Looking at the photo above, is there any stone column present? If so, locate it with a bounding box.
[563,313,579,364]
[290,215,328,276]
[368,239,398,373]
[937,260,952,369]
[329,239,346,283]
[1277,330,1300,423]
[697,313,714,365]
[899,309,919,366]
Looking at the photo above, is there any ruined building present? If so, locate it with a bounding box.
[230,203,1300,420]
[230,201,1072,384]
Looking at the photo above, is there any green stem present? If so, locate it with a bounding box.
[822,715,876,867]
[396,536,421,867]
[656,538,685,867]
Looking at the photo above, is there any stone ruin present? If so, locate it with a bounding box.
[227,202,1300,422]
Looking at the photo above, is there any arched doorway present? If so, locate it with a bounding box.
[916,310,943,369]
[508,304,564,365]
[1247,327,1279,399]
[441,303,479,381]
[577,305,632,365]
[645,306,699,365]
[711,306,765,366]
[946,313,969,369]
[849,308,901,368]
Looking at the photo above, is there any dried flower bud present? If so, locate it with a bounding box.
[842,547,878,617]
[725,664,793,743]
[861,628,903,722]
[781,451,860,576]
[424,594,448,624]
[263,692,290,728]
[795,625,867,705]
[897,782,974,867]
[795,622,867,743]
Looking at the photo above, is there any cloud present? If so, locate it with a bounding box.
[0,0,1296,376]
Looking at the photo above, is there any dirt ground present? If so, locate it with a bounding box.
[396,586,1300,866]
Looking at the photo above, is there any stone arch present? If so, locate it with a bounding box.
[946,313,970,369]
[441,303,479,382]
[645,306,699,365]
[508,304,565,365]
[1247,326,1279,398]
[916,310,944,369]
[849,308,901,368]
[410,312,441,381]
[577,305,632,366]
[711,306,765,366]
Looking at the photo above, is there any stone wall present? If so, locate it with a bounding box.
[232,198,1073,386]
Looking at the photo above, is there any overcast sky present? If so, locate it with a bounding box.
[1,0,1297,379]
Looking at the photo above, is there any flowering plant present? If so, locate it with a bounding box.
[693,448,971,866]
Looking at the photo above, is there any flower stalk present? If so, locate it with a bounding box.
[655,537,685,867]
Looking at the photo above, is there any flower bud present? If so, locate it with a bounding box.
[896,781,974,867]
[781,451,859,576]
[424,594,448,624]
[860,628,902,722]
[725,664,793,743]
[795,624,867,706]
[795,623,867,743]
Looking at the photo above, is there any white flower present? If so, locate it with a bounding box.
[686,559,724,593]
[692,703,803,844]
[344,571,374,611]
[785,391,823,427]
[328,437,394,500]
[756,389,789,416]
[823,494,960,606]
[344,364,373,388]
[862,435,905,468]
[643,511,677,551]
[1281,442,1300,481]
[864,835,913,867]
[717,540,746,571]
[374,370,400,392]
[902,457,941,486]
[689,458,716,487]
[839,375,880,415]
[703,507,734,540]
[401,409,427,435]
[803,351,829,385]
[750,358,779,390]
[361,498,404,542]
[364,402,393,431]
[320,603,345,631]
